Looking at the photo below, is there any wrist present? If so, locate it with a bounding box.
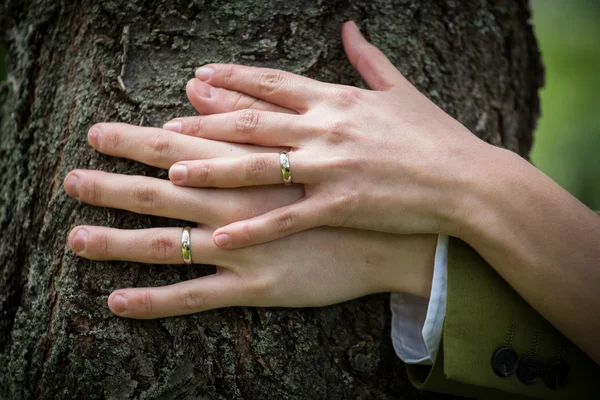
[442,143,529,243]
[371,234,437,298]
[423,129,502,239]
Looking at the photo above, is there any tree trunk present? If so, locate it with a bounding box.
[0,0,542,398]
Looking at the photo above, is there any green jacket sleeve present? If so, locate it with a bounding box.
[404,237,600,399]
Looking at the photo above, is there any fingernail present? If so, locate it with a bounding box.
[170,164,188,181]
[193,79,215,98]
[65,174,80,197]
[214,233,230,247]
[163,120,182,132]
[112,294,128,313]
[71,228,88,253]
[195,66,213,81]
[88,126,102,147]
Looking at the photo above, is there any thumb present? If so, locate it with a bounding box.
[341,21,406,91]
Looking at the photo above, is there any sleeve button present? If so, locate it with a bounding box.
[492,346,519,377]
[543,360,569,390]
[517,355,545,384]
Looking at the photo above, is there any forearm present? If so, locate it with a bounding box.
[450,144,600,364]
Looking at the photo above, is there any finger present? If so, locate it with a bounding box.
[211,199,320,249]
[341,21,407,91]
[163,110,310,147]
[169,153,314,188]
[88,123,279,170]
[194,64,330,112]
[182,78,295,117]
[63,170,227,224]
[68,226,230,265]
[107,271,246,318]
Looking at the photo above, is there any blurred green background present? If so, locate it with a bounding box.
[0,1,598,208]
[530,0,600,210]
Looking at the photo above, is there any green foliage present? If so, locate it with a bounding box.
[530,0,600,209]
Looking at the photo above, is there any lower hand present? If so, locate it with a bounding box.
[64,125,435,318]
[68,222,435,318]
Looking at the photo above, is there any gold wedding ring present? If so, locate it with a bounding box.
[279,151,292,186]
[181,226,192,264]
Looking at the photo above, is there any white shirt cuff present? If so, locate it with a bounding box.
[390,234,448,365]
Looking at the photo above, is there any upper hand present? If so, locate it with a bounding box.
[162,21,486,249]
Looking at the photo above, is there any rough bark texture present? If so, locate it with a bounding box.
[0,0,542,399]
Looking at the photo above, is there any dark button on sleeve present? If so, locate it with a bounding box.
[492,347,519,377]
[517,355,545,384]
[544,360,569,390]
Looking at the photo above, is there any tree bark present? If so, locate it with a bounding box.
[0,0,542,398]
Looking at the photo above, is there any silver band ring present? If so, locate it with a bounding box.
[182,226,192,264]
[279,151,292,186]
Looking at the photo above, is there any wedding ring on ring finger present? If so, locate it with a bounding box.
[279,151,292,186]
[182,226,192,264]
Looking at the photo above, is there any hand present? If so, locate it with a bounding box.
[64,134,435,319]
[161,21,487,249]
[68,223,435,318]
[64,77,435,318]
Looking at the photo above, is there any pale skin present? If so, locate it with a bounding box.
[65,21,600,364]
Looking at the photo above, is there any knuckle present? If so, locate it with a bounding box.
[273,210,295,234]
[92,231,110,258]
[244,155,268,181]
[192,116,205,135]
[234,110,261,135]
[176,286,205,311]
[353,51,367,69]
[323,120,350,142]
[132,183,161,212]
[136,291,154,316]
[355,48,382,71]
[80,178,102,203]
[149,235,176,261]
[145,132,171,160]
[333,87,361,109]
[257,70,286,96]
[193,162,212,184]
[353,51,373,73]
